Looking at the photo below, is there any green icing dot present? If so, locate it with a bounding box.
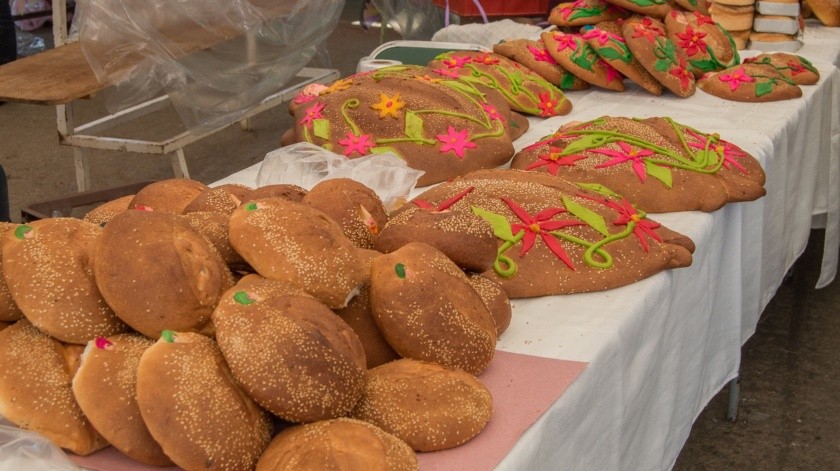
[395,263,407,279]
[244,202,258,211]
[14,225,32,239]
[234,291,255,305]
[161,330,176,343]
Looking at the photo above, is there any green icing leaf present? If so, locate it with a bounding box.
[442,79,483,97]
[472,205,517,242]
[371,146,402,157]
[14,225,32,240]
[562,134,610,155]
[244,202,258,211]
[798,55,817,73]
[693,149,719,167]
[576,182,621,198]
[563,196,609,236]
[404,111,424,140]
[645,161,673,188]
[654,58,672,72]
[662,41,676,58]
[631,0,656,6]
[395,263,407,278]
[161,330,176,343]
[510,119,520,129]
[689,59,717,73]
[569,6,605,20]
[755,81,774,97]
[234,291,255,306]
[596,47,625,62]
[560,72,577,90]
[313,119,330,140]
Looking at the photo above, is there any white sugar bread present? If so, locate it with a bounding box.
[350,358,493,452]
[302,178,389,250]
[0,222,23,323]
[228,197,367,309]
[72,333,173,466]
[213,274,367,423]
[128,178,208,213]
[0,319,108,456]
[1,218,128,344]
[136,331,272,471]
[93,210,232,338]
[255,418,418,471]
[369,242,497,375]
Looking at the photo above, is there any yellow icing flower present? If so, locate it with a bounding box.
[370,92,405,119]
[320,78,354,95]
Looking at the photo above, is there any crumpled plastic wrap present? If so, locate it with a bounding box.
[370,0,447,40]
[76,0,343,131]
[0,420,80,471]
[431,18,545,48]
[256,142,424,211]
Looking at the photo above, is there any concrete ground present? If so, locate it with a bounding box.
[1,1,838,469]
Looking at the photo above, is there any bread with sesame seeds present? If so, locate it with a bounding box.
[228,197,368,309]
[82,194,134,225]
[182,210,245,265]
[248,183,308,202]
[0,319,109,456]
[302,178,389,250]
[72,333,173,466]
[369,242,496,375]
[128,178,208,213]
[213,274,367,423]
[256,418,418,471]
[0,222,23,323]
[1,218,129,344]
[350,358,492,452]
[93,210,233,338]
[467,273,512,337]
[182,184,252,215]
[136,331,272,471]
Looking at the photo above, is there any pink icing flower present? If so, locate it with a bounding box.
[602,60,622,83]
[432,67,461,78]
[526,147,588,175]
[482,103,506,123]
[685,129,749,173]
[442,55,472,69]
[338,132,374,156]
[788,61,805,75]
[669,58,694,91]
[436,126,477,158]
[552,33,579,52]
[718,67,755,91]
[537,92,561,117]
[676,26,708,57]
[527,45,557,64]
[298,102,326,128]
[471,54,500,65]
[591,141,654,182]
[580,195,662,252]
[693,12,716,26]
[582,28,623,46]
[502,198,584,270]
[632,18,664,43]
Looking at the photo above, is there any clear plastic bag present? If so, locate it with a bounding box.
[75,0,343,131]
[370,0,446,40]
[0,421,80,471]
[256,142,424,211]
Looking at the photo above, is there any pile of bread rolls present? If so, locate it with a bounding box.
[0,177,511,470]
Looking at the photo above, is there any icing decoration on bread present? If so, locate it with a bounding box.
[743,53,820,85]
[548,0,630,26]
[583,21,663,95]
[542,31,625,91]
[161,330,176,343]
[606,0,672,19]
[234,290,256,305]
[511,116,766,213]
[493,38,591,90]
[665,11,740,77]
[94,337,114,350]
[623,17,696,97]
[698,63,802,102]
[13,225,32,239]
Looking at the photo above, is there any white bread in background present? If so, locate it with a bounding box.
[756,1,801,16]
[749,31,804,51]
[804,0,840,26]
[710,3,756,30]
[712,0,755,6]
[753,14,802,34]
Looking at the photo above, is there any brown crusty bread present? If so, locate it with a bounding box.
[350,358,493,452]
[128,178,209,213]
[256,418,418,471]
[82,194,134,225]
[213,274,367,423]
[93,210,232,338]
[248,184,308,202]
[467,273,512,337]
[182,183,253,215]
[228,197,368,309]
[302,178,389,250]
[369,242,496,375]
[623,16,696,98]
[0,319,108,456]
[72,333,173,466]
[697,63,802,102]
[1,218,128,343]
[0,222,23,323]
[136,331,272,471]
[182,210,245,265]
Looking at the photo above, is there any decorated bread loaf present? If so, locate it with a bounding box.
[581,20,663,95]
[664,10,739,76]
[492,38,591,90]
[623,16,696,97]
[697,63,802,101]
[743,53,820,85]
[542,31,626,91]
[549,0,630,26]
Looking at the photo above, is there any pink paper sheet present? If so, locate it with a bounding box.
[69,351,586,471]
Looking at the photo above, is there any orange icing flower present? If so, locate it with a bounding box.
[320,78,353,95]
[370,92,405,119]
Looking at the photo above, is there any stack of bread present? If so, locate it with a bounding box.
[750,0,804,51]
[709,0,756,49]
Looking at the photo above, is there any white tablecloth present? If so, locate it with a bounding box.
[215,59,840,470]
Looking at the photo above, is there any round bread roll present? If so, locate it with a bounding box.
[136,331,272,471]
[82,194,134,225]
[248,183,308,202]
[94,210,232,338]
[182,183,253,215]
[129,178,209,213]
[213,274,366,422]
[0,320,9,331]
[375,204,498,273]
[0,320,108,455]
[228,198,367,309]
[467,273,512,337]
[72,334,173,466]
[0,222,23,322]
[804,0,839,25]
[350,359,493,452]
[2,218,128,344]
[182,210,244,265]
[302,178,389,250]
[256,418,418,471]
[369,242,496,375]
[709,3,756,30]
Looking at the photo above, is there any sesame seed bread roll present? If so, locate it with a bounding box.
[0,320,108,455]
[182,184,253,215]
[228,198,368,309]
[0,222,23,323]
[82,194,134,225]
[369,242,496,375]
[0,321,9,331]
[128,178,209,213]
[350,359,493,452]
[1,218,128,344]
[182,211,244,265]
[93,210,232,338]
[302,178,389,250]
[256,418,418,471]
[248,184,308,202]
[213,274,367,423]
[72,333,173,466]
[467,273,512,337]
[136,331,272,471]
